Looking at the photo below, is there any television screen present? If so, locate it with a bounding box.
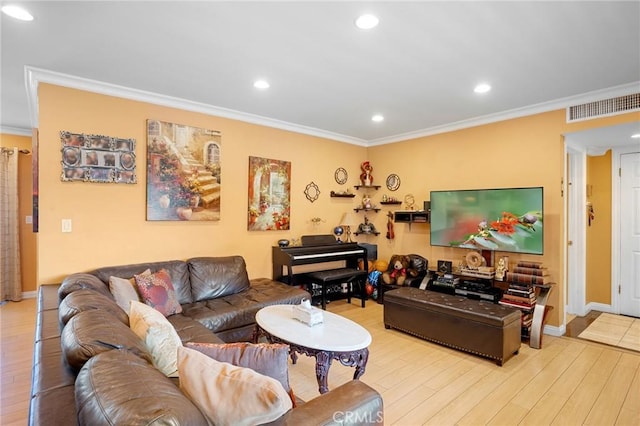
[430,187,543,255]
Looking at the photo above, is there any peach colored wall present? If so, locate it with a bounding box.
[35,83,638,328]
[0,133,37,293]
[586,151,612,304]
[368,110,638,327]
[37,84,367,284]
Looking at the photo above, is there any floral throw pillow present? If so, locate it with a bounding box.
[134,269,182,317]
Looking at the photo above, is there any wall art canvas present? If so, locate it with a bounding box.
[60,131,136,183]
[146,119,221,221]
[248,156,290,230]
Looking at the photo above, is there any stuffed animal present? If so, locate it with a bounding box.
[382,254,418,286]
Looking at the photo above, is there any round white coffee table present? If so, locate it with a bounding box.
[255,304,371,394]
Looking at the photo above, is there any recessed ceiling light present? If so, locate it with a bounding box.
[372,114,384,122]
[355,14,379,30]
[253,80,270,90]
[474,83,491,94]
[1,5,34,21]
[631,133,640,139]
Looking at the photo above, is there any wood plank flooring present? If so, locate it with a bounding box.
[2,298,639,425]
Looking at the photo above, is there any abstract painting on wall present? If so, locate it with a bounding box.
[146,119,221,221]
[248,156,290,230]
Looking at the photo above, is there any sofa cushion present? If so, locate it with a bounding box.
[129,300,183,377]
[58,288,129,326]
[108,268,150,312]
[75,349,208,425]
[188,256,250,302]
[180,278,309,334]
[177,346,292,426]
[185,342,293,401]
[92,260,193,304]
[61,309,151,372]
[135,269,183,316]
[58,273,112,302]
[167,314,225,344]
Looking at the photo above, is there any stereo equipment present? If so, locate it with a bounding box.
[437,260,452,274]
[429,275,460,294]
[455,280,503,303]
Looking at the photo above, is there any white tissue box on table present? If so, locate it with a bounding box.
[293,299,324,326]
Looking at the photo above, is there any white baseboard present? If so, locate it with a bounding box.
[544,324,565,337]
[585,302,615,314]
[22,291,37,299]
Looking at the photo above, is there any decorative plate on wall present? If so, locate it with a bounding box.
[334,167,348,185]
[386,173,400,191]
[305,181,320,202]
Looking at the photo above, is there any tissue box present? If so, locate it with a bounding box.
[293,304,324,327]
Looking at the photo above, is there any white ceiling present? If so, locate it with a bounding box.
[1,1,639,147]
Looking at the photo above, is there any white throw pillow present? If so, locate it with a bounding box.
[177,346,292,426]
[129,300,182,377]
[109,269,150,312]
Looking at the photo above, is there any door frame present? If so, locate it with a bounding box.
[565,141,588,316]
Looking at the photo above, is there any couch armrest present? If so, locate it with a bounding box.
[277,380,383,425]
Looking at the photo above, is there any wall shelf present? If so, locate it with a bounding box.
[330,191,355,198]
[354,185,380,190]
[354,207,381,212]
[394,210,430,229]
[380,201,402,205]
[354,230,380,236]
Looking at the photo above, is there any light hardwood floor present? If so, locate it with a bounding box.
[2,298,639,425]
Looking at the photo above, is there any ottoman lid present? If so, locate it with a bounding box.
[385,287,521,326]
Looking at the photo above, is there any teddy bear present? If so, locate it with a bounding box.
[381,254,418,286]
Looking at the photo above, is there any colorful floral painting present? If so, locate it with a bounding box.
[247,156,290,231]
[146,120,221,221]
[453,211,543,251]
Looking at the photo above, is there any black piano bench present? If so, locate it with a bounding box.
[305,268,368,310]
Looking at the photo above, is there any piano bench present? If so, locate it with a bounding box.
[305,268,368,310]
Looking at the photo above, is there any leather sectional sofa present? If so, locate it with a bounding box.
[29,256,383,425]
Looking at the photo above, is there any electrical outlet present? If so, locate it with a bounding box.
[61,219,72,233]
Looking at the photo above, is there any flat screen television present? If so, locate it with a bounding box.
[430,187,543,255]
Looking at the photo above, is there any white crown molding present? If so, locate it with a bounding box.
[24,66,369,147]
[368,81,640,146]
[0,126,31,136]
[24,66,639,147]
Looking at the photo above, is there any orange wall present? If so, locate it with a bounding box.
[368,110,638,327]
[36,84,367,284]
[33,83,638,328]
[586,150,612,304]
[0,133,37,294]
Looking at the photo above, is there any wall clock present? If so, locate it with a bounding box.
[386,173,400,191]
[334,167,348,185]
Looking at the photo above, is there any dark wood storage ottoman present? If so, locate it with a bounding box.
[384,287,521,365]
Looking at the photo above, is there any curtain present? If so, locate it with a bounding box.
[1,147,22,302]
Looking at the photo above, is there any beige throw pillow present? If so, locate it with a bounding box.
[185,341,295,405]
[129,300,182,377]
[177,346,292,426]
[109,269,150,312]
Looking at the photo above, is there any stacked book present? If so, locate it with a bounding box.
[499,261,548,338]
[504,261,551,285]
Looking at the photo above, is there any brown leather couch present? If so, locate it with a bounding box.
[29,256,383,425]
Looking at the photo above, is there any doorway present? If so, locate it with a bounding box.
[564,122,640,322]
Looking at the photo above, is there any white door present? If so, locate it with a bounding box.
[620,152,640,317]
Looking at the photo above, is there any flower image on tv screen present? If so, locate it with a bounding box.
[430,187,543,255]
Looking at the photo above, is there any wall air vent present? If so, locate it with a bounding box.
[567,93,640,122]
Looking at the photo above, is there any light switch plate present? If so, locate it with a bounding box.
[61,219,72,233]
